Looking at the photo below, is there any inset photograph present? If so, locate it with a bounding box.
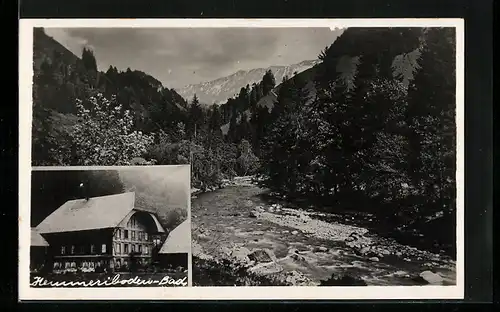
[29,165,190,288]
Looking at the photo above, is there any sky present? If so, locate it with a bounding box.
[44,27,344,89]
[118,165,190,211]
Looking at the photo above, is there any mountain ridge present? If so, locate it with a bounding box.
[177,59,321,105]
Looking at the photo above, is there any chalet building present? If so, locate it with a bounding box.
[30,228,49,272]
[157,220,190,270]
[35,192,166,273]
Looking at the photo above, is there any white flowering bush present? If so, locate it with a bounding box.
[72,93,156,165]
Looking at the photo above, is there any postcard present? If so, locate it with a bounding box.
[19,18,464,300]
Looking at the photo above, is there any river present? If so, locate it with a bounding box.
[191,179,456,286]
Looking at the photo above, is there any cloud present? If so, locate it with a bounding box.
[44,27,343,88]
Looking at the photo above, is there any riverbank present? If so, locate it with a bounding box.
[191,180,456,286]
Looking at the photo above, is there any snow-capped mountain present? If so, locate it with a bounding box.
[177,59,321,105]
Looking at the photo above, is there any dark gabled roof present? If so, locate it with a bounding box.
[36,192,164,234]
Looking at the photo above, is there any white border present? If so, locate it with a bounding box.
[19,18,465,300]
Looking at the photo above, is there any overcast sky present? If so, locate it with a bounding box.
[44,27,344,89]
[118,165,190,211]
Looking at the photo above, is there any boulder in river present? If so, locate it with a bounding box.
[369,256,380,262]
[290,253,307,262]
[379,248,391,256]
[360,247,371,255]
[419,271,444,285]
[248,249,277,264]
[248,210,258,218]
[313,246,328,253]
[231,247,252,264]
[248,262,283,275]
[393,270,408,277]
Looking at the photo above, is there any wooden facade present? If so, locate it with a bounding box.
[42,210,165,273]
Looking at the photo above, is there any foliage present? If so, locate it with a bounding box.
[236,139,260,176]
[70,93,156,165]
[32,27,457,250]
[260,27,457,242]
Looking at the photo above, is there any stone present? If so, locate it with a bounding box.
[247,249,277,264]
[288,248,300,255]
[249,262,283,275]
[219,246,232,256]
[393,270,408,277]
[369,257,380,262]
[395,251,403,257]
[360,247,370,255]
[313,246,328,253]
[379,249,391,256]
[248,211,258,218]
[419,271,444,285]
[290,254,306,262]
[403,258,411,262]
[231,247,252,264]
[291,230,299,235]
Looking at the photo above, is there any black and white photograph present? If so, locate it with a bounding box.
[29,166,190,288]
[19,19,464,300]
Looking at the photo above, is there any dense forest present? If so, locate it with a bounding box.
[32,27,456,252]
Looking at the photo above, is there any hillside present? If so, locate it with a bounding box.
[177,60,320,105]
[220,27,426,136]
[33,28,80,73]
[32,28,191,166]
[220,65,319,135]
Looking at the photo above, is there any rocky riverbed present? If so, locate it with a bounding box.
[191,179,456,286]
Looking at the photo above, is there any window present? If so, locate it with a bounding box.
[144,245,148,254]
[131,231,136,241]
[90,244,95,254]
[138,245,142,253]
[131,244,135,252]
[124,244,129,253]
[61,246,66,255]
[71,245,75,254]
[117,243,121,254]
[101,244,106,253]
[124,230,129,239]
[144,232,148,241]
